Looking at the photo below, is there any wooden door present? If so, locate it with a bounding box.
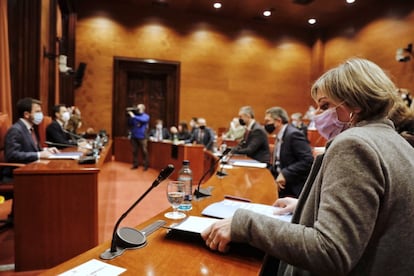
[112,57,180,138]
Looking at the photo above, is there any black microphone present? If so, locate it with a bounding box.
[194,148,232,199]
[100,164,175,260]
[62,128,84,140]
[216,148,234,177]
[45,141,78,148]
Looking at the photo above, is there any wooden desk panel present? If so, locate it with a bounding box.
[13,141,112,271]
[114,137,205,183]
[40,163,277,275]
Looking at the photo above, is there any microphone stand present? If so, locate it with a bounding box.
[100,165,174,260]
[216,152,233,178]
[194,148,231,199]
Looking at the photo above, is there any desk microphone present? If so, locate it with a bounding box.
[100,164,175,260]
[45,141,78,148]
[194,148,232,199]
[216,148,234,177]
[62,129,84,140]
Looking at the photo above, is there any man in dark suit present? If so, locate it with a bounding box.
[264,106,314,198]
[186,118,215,151]
[46,104,76,148]
[5,97,59,164]
[233,106,270,163]
[149,119,170,141]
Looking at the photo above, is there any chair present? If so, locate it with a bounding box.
[38,115,52,148]
[0,113,24,231]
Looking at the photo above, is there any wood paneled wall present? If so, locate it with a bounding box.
[74,1,414,137]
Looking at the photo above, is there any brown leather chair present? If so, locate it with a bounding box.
[38,115,52,148]
[0,113,24,230]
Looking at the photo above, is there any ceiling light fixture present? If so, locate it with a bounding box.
[213,2,222,9]
[346,0,356,4]
[263,8,274,17]
[308,18,317,25]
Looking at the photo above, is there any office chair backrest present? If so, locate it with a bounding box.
[0,113,11,162]
[38,115,52,148]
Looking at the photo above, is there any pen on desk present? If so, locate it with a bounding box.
[224,195,251,202]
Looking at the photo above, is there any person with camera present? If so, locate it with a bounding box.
[128,104,150,170]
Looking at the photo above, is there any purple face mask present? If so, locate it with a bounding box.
[314,107,349,140]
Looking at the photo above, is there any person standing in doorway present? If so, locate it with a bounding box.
[128,104,150,170]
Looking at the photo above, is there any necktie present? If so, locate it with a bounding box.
[272,137,280,171]
[243,129,250,141]
[31,128,38,148]
[198,130,204,143]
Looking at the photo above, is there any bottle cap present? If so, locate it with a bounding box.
[183,160,190,165]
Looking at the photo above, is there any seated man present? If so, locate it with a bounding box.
[265,107,314,198]
[46,104,76,148]
[186,118,215,151]
[232,106,270,163]
[149,119,170,141]
[5,97,58,164]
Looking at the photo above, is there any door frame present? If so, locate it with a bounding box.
[112,57,180,138]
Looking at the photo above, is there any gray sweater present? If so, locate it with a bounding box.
[231,119,414,275]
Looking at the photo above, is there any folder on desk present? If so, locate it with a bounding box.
[48,152,84,160]
[201,199,292,222]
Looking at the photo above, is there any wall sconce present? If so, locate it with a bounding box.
[396,43,412,62]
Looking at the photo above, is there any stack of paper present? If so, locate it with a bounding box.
[201,199,292,222]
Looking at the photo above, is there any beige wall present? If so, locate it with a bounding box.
[74,2,414,137]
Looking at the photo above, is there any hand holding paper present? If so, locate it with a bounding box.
[201,217,232,253]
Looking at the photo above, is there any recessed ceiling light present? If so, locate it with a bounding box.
[213,2,222,9]
[308,18,317,25]
[263,8,274,17]
[346,0,356,3]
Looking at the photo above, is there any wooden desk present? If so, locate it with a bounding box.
[40,158,277,275]
[13,141,113,271]
[114,137,205,183]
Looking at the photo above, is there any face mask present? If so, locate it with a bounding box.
[32,112,44,125]
[156,124,162,129]
[62,111,70,122]
[291,120,298,127]
[239,118,246,126]
[314,107,349,140]
[199,125,206,130]
[264,123,275,134]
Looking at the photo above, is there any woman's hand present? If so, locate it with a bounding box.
[201,217,232,253]
[273,197,298,215]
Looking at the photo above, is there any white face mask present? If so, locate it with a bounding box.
[62,111,70,122]
[156,124,162,129]
[32,112,44,125]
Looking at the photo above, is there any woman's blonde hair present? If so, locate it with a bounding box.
[311,58,397,122]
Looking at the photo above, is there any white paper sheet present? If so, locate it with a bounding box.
[171,216,220,234]
[58,259,126,276]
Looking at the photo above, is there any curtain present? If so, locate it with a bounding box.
[0,0,12,116]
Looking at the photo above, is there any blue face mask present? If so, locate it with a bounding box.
[32,112,44,125]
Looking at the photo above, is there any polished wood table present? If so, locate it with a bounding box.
[40,156,277,275]
[13,141,113,271]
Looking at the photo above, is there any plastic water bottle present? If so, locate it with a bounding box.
[177,160,193,211]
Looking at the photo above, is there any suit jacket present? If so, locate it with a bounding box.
[149,127,170,140]
[233,122,270,163]
[5,119,41,163]
[187,127,215,151]
[275,125,314,198]
[46,120,75,148]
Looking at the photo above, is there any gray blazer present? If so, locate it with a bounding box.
[232,119,414,275]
